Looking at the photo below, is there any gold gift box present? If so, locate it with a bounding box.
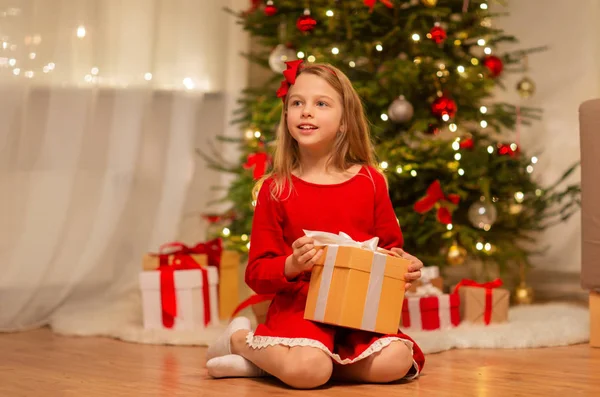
[304,245,410,335]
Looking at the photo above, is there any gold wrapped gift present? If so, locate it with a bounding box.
[303,231,410,335]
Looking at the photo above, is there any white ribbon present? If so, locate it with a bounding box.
[303,230,380,252]
[420,266,440,283]
[438,294,451,329]
[405,283,443,298]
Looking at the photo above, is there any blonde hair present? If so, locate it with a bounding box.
[253,63,377,201]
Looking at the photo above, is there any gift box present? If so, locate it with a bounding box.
[591,291,600,348]
[303,230,410,335]
[139,267,219,330]
[141,239,240,320]
[218,250,241,320]
[401,290,460,331]
[454,278,509,325]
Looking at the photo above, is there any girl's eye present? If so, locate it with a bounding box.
[317,101,328,107]
[291,100,302,107]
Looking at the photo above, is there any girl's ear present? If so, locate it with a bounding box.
[340,124,346,133]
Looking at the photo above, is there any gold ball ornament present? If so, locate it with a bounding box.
[516,76,536,98]
[421,0,438,7]
[447,243,467,266]
[514,282,534,305]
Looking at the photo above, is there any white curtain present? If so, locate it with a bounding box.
[0,0,248,332]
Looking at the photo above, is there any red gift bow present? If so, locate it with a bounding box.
[413,180,460,225]
[276,59,304,101]
[230,293,275,319]
[158,238,223,270]
[453,278,504,325]
[364,0,393,11]
[159,259,212,329]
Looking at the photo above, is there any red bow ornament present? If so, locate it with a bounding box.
[453,278,504,325]
[413,180,460,225]
[364,0,393,11]
[276,59,304,101]
[244,152,271,180]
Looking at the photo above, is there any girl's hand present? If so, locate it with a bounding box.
[284,236,324,279]
[391,248,423,291]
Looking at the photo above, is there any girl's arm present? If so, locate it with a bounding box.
[245,179,297,295]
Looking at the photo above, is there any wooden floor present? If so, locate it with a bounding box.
[1,328,598,397]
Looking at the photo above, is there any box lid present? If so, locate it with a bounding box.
[138,267,218,290]
[315,245,410,280]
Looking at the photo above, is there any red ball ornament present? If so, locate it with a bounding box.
[497,143,520,157]
[460,136,474,149]
[483,55,503,78]
[429,23,447,44]
[431,95,457,118]
[264,0,277,16]
[297,9,317,32]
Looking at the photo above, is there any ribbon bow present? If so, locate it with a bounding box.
[158,238,223,269]
[303,230,381,253]
[405,283,443,298]
[453,278,503,325]
[276,59,304,101]
[363,0,393,12]
[413,180,460,225]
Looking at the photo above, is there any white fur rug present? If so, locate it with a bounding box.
[51,290,589,354]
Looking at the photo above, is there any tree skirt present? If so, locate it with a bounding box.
[51,291,589,354]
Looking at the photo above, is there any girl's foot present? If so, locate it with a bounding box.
[206,354,267,378]
[206,316,251,361]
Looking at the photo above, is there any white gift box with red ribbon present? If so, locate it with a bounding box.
[138,268,219,330]
[401,284,460,331]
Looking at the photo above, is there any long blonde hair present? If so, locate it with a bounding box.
[253,63,377,201]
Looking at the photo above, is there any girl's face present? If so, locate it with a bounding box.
[286,73,343,155]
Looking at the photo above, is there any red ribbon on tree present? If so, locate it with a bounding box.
[413,180,460,225]
[363,0,393,12]
[244,152,271,180]
[453,278,504,325]
[230,293,275,319]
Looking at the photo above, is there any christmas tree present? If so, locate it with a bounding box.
[200,0,580,280]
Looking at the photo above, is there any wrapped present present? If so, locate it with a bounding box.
[230,294,274,324]
[408,265,444,293]
[590,291,600,347]
[401,284,460,331]
[303,230,410,335]
[453,278,509,325]
[142,239,240,320]
[138,266,219,330]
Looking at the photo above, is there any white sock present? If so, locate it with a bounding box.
[206,354,267,378]
[206,316,251,361]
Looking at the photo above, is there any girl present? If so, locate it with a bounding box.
[206,61,425,389]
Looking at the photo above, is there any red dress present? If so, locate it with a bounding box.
[245,165,425,379]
